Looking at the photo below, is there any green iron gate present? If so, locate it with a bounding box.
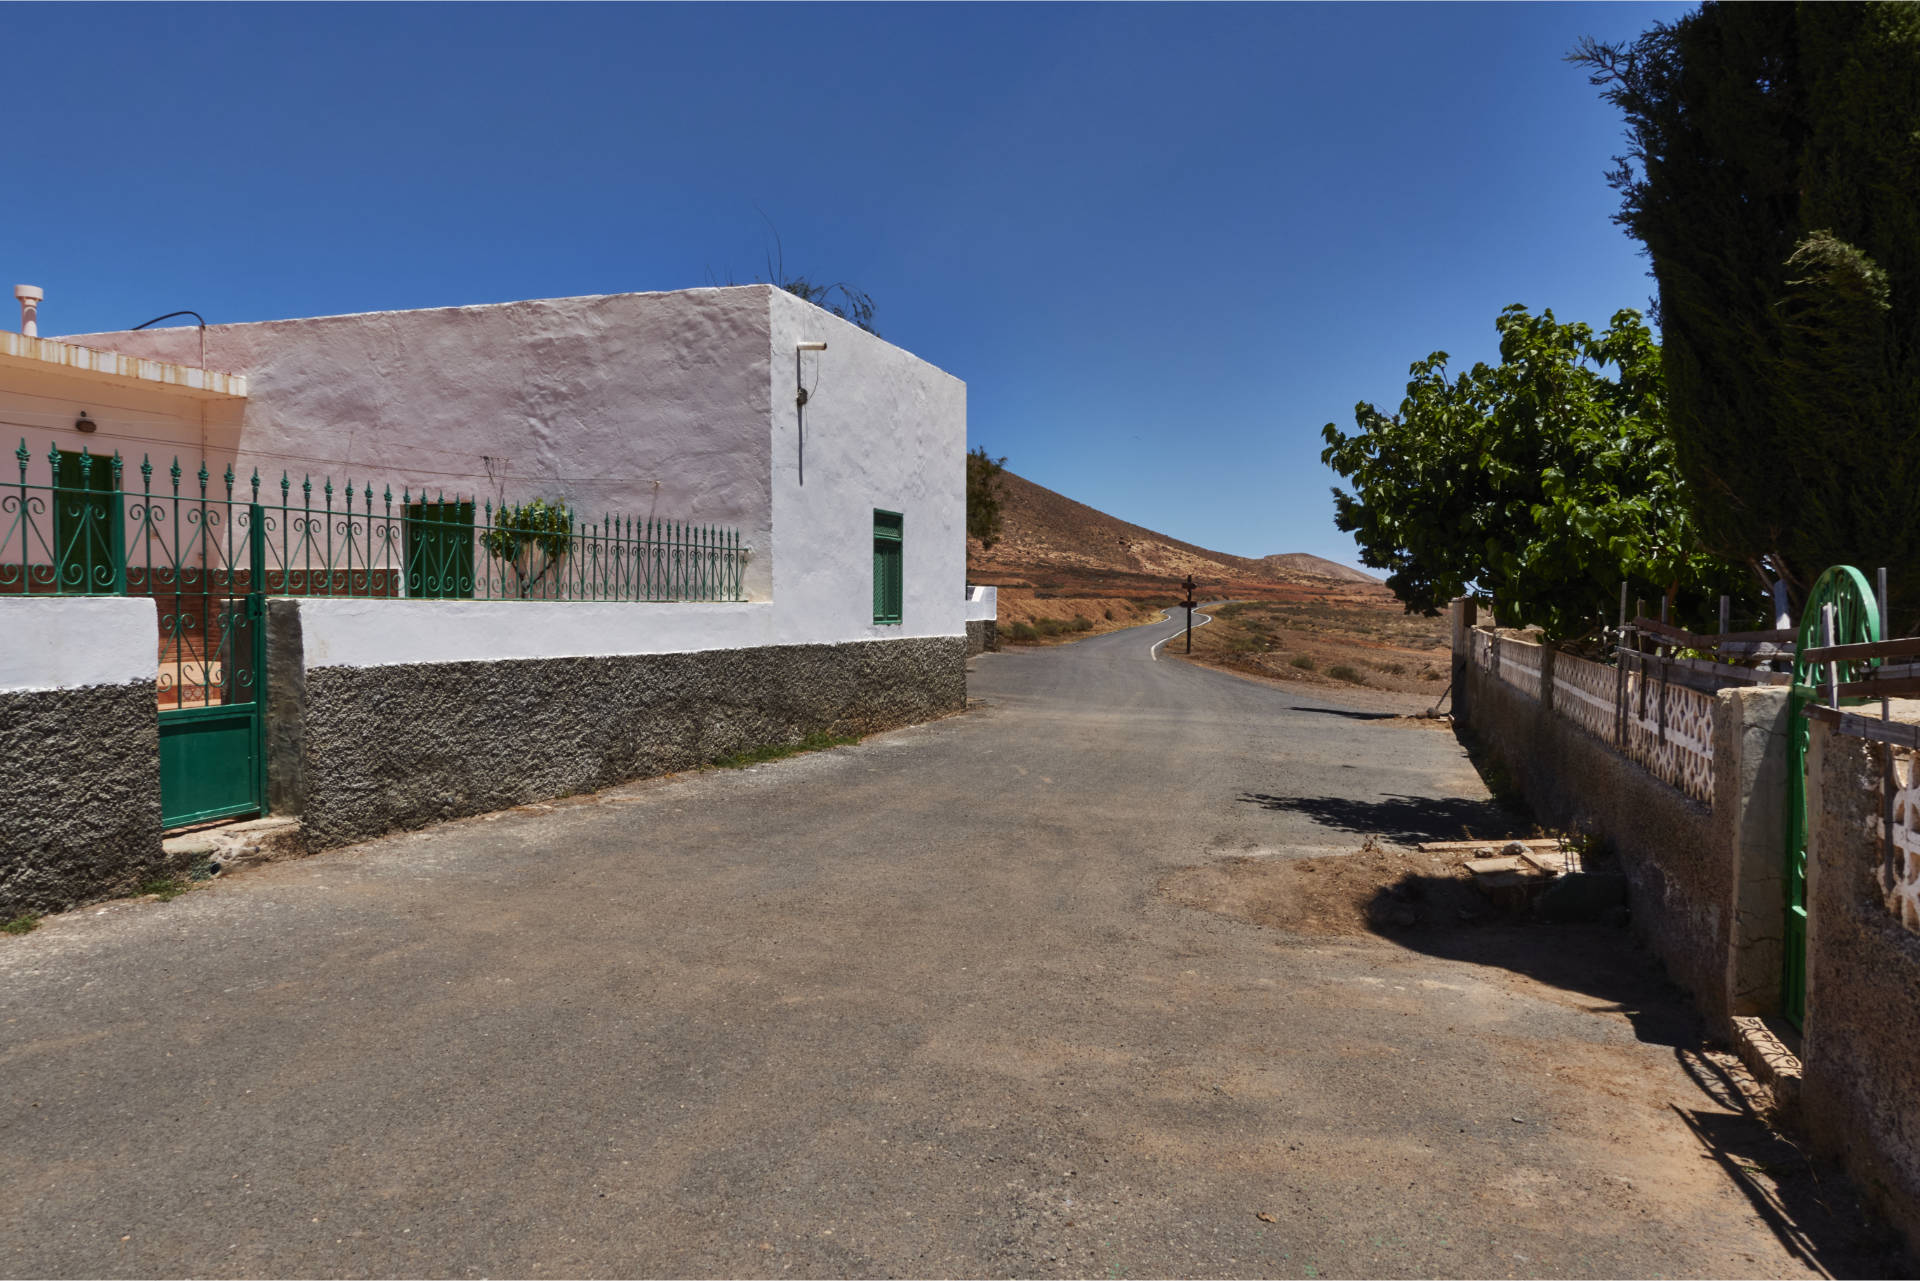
[1783,565,1882,1026]
[133,463,268,829]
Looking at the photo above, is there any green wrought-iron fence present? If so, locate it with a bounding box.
[4,440,750,607]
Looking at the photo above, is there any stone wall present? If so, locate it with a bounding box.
[1,596,169,916]
[1460,647,1734,1023]
[271,613,966,849]
[1802,721,1920,1250]
[965,619,997,657]
[0,681,167,915]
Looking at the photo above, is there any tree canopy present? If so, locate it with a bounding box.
[966,446,1007,550]
[1321,305,1740,642]
[1573,2,1920,617]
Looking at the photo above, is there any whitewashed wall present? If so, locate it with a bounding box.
[766,288,967,645]
[0,597,156,692]
[62,287,776,602]
[293,598,774,668]
[966,585,997,622]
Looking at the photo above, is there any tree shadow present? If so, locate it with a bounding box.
[1349,868,1912,1277]
[1236,792,1531,845]
[1670,1049,1911,1278]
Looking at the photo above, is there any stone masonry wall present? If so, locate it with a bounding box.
[0,682,168,915]
[965,619,997,657]
[280,634,967,849]
[1802,721,1920,1251]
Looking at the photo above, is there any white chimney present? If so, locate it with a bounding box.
[14,285,42,337]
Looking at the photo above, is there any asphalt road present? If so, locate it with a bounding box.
[0,612,1843,1278]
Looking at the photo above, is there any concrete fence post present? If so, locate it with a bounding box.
[1713,684,1792,1017]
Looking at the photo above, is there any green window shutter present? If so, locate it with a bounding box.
[54,449,125,594]
[873,509,903,624]
[404,500,476,599]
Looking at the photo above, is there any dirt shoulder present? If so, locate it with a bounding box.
[1158,596,1452,714]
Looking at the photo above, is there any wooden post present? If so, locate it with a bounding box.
[1823,604,1839,708]
[1882,568,1895,880]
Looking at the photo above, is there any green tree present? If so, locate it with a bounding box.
[966,446,1007,549]
[481,498,572,598]
[1573,3,1920,618]
[1321,305,1740,642]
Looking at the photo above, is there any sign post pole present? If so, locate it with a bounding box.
[1182,574,1197,654]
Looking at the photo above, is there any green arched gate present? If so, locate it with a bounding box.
[1783,565,1883,1027]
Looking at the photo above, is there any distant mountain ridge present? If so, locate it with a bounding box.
[968,469,1380,591]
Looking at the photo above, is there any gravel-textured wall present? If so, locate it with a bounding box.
[286,636,966,849]
[1461,648,1732,1024]
[965,619,997,657]
[0,682,167,915]
[1802,722,1920,1252]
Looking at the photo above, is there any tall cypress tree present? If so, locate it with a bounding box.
[1574,3,1920,620]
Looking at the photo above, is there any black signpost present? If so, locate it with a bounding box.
[1182,574,1198,653]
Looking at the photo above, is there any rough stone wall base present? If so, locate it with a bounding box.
[0,682,167,915]
[965,619,997,657]
[284,635,966,849]
[1803,724,1920,1255]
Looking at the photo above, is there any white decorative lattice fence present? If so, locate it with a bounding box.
[1470,626,1716,807]
[1552,650,1619,745]
[1884,749,1920,934]
[1622,675,1716,805]
[1470,627,1495,676]
[1497,636,1543,700]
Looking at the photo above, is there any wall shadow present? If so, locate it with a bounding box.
[1670,1049,1911,1279]
[1352,867,1912,1278]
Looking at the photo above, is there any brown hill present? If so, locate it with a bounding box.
[968,469,1377,595]
[1256,553,1380,585]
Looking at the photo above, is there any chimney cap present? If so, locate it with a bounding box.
[13,284,42,302]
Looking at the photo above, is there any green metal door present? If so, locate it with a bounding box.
[53,449,126,594]
[155,501,267,828]
[1783,565,1881,1026]
[873,509,902,623]
[405,500,475,598]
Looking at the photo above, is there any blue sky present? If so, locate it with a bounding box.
[4,1,1691,570]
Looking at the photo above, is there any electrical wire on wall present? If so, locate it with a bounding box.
[795,340,827,485]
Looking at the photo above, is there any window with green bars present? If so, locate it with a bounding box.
[872,509,903,624]
[404,500,476,599]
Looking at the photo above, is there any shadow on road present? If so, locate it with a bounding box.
[1236,791,1530,845]
[1671,1049,1912,1279]
[1284,705,1399,721]
[1359,871,1911,1278]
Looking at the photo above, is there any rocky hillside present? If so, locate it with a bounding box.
[968,469,1378,595]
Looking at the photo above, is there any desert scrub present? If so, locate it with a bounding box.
[1328,664,1366,684]
[1290,655,1317,671]
[1006,621,1039,642]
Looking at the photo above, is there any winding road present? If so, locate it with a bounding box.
[0,616,1851,1278]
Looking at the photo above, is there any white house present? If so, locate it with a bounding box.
[1,283,970,909]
